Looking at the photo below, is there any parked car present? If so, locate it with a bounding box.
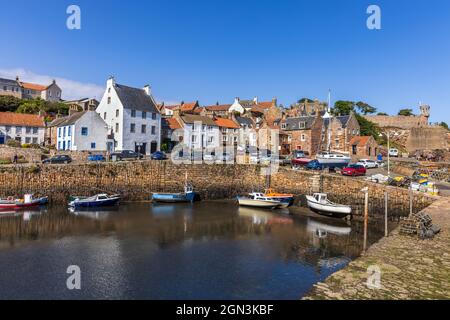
[216,152,234,163]
[250,152,260,164]
[305,159,323,170]
[357,159,379,169]
[389,148,399,157]
[151,151,167,160]
[203,151,216,162]
[110,150,144,161]
[342,164,367,176]
[42,155,72,164]
[87,154,106,162]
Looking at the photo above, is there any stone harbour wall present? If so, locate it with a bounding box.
[0,161,435,217]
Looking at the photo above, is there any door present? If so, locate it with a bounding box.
[150,141,157,154]
[0,136,4,144]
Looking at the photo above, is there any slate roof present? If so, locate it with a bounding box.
[235,116,254,128]
[114,83,159,113]
[0,77,19,86]
[48,117,68,127]
[324,115,351,128]
[205,104,231,111]
[181,114,217,126]
[56,111,88,127]
[282,116,317,131]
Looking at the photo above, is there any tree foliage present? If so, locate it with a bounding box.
[355,113,381,142]
[0,96,69,118]
[298,98,314,103]
[398,108,414,116]
[377,112,388,116]
[439,122,449,131]
[355,101,377,115]
[332,100,355,116]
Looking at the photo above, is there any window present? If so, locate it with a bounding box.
[2,86,6,91]
[131,110,136,118]
[223,136,228,142]
[68,141,71,149]
[32,137,38,144]
[107,97,111,104]
[151,112,156,120]
[26,127,31,134]
[5,126,11,132]
[130,123,136,133]
[115,123,119,133]
[281,123,286,129]
[209,136,214,144]
[233,136,238,143]
[151,126,156,135]
[108,88,111,93]
[299,122,306,129]
[81,127,88,136]
[68,126,71,137]
[301,134,306,141]
[63,127,66,137]
[192,135,197,143]
[104,112,107,120]
[58,141,61,149]
[335,139,340,147]
[288,135,292,142]
[58,127,61,137]
[222,128,228,134]
[142,111,147,119]
[141,124,146,133]
[91,142,96,149]
[32,127,38,134]
[25,137,31,143]
[115,109,119,117]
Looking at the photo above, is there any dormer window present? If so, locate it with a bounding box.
[281,123,287,130]
[299,121,306,129]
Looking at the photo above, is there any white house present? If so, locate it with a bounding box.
[171,113,220,151]
[0,112,45,145]
[56,111,109,151]
[96,77,161,155]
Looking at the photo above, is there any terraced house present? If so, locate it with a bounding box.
[96,77,161,155]
[0,112,45,145]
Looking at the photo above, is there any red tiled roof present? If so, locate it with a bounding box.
[0,112,45,127]
[166,117,182,129]
[255,101,273,109]
[214,117,240,129]
[250,106,265,114]
[20,82,48,91]
[164,105,180,110]
[180,102,198,112]
[349,136,372,146]
[205,104,231,111]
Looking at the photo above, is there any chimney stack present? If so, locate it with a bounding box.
[143,84,151,96]
[107,76,116,88]
[68,104,79,116]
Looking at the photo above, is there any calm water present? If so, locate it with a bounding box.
[0,202,385,299]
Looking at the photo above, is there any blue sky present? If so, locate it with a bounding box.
[0,0,449,122]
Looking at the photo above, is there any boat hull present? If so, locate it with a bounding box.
[69,197,120,208]
[306,196,352,219]
[152,192,197,203]
[237,197,282,209]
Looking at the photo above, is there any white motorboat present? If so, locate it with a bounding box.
[316,151,351,165]
[305,193,352,218]
[237,193,284,209]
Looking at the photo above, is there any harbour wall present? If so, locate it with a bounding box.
[0,161,435,217]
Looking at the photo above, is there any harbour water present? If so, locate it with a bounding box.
[0,201,389,299]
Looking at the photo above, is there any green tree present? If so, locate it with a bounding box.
[355,114,381,142]
[377,112,388,116]
[0,96,22,112]
[439,122,449,131]
[332,100,355,116]
[398,108,414,116]
[298,98,314,103]
[355,101,377,115]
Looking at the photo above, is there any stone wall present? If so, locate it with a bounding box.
[364,115,428,130]
[0,145,45,163]
[0,161,434,217]
[406,127,448,151]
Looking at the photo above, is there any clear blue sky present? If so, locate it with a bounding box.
[0,0,449,122]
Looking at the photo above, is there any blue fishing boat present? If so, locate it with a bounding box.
[152,183,197,203]
[68,194,120,208]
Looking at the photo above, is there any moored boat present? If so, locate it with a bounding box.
[68,193,120,208]
[0,194,48,210]
[237,192,285,209]
[264,188,294,207]
[152,183,197,203]
[316,151,351,166]
[305,193,352,218]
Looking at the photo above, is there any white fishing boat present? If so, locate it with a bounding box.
[316,151,351,165]
[305,193,352,218]
[237,192,284,209]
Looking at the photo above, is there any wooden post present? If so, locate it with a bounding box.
[384,191,388,237]
[363,187,369,252]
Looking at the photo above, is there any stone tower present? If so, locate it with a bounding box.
[419,104,430,125]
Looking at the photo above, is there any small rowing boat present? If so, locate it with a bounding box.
[68,194,120,208]
[305,193,352,218]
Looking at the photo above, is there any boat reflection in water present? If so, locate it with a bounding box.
[307,217,352,238]
[68,206,118,220]
[238,207,293,225]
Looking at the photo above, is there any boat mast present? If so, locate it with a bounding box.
[323,89,332,152]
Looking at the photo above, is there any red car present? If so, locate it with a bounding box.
[341,164,367,176]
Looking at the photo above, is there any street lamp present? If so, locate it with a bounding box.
[379,131,399,177]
